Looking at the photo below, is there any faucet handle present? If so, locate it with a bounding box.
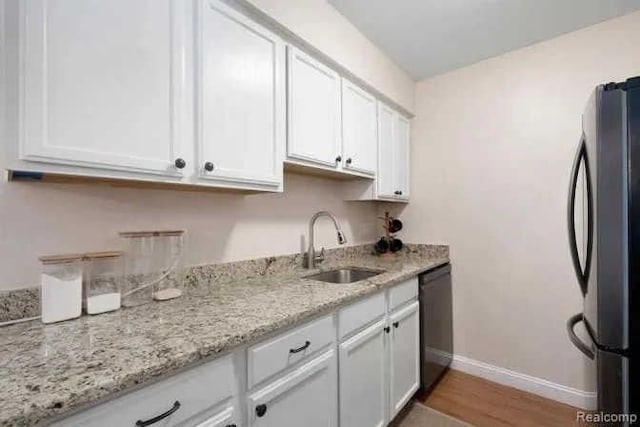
[315,247,326,263]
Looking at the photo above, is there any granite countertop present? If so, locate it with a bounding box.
[0,245,448,426]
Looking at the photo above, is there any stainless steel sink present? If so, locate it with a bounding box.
[304,267,384,284]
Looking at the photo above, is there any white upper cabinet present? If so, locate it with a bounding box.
[4,0,411,194]
[377,103,396,198]
[341,79,377,176]
[287,47,342,168]
[376,102,411,201]
[395,115,411,200]
[197,0,285,191]
[18,0,189,177]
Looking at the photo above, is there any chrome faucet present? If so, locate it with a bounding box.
[305,211,347,269]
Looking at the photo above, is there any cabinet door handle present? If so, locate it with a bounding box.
[225,424,237,427]
[174,158,186,169]
[135,401,181,426]
[335,155,342,163]
[384,326,391,334]
[393,321,399,328]
[256,404,268,417]
[289,340,311,354]
[394,190,400,195]
[204,161,215,172]
[346,157,353,164]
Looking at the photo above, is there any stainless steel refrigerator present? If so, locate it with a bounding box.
[567,76,640,414]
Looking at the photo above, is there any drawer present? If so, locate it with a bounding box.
[388,277,419,311]
[53,356,234,427]
[338,291,385,339]
[248,314,334,388]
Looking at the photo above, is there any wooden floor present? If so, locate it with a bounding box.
[417,370,586,427]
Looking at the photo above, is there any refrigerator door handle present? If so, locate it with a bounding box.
[567,134,593,296]
[567,313,595,360]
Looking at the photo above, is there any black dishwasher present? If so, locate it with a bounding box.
[419,263,453,393]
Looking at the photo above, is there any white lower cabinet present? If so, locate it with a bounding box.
[339,319,387,427]
[389,301,420,419]
[195,406,236,427]
[52,277,420,427]
[247,350,337,427]
[53,355,237,427]
[338,277,420,427]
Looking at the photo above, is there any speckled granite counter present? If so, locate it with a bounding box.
[0,244,448,426]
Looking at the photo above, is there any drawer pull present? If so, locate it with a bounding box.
[225,425,237,427]
[384,326,391,334]
[393,321,399,328]
[136,401,181,426]
[256,404,268,417]
[289,340,311,354]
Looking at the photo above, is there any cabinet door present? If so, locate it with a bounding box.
[195,405,235,427]
[377,102,396,198]
[287,47,342,168]
[248,350,337,427]
[389,301,420,419]
[341,79,377,175]
[20,0,188,177]
[197,0,285,189]
[394,115,411,200]
[339,319,387,427]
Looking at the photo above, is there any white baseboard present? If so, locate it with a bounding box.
[451,354,597,410]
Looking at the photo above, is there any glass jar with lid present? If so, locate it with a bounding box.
[39,253,83,323]
[83,251,123,314]
[119,230,186,307]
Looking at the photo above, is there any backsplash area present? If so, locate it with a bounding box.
[0,244,449,323]
[0,172,379,292]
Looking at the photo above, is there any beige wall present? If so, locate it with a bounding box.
[403,10,640,391]
[0,173,377,290]
[247,0,415,112]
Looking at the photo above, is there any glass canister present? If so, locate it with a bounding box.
[39,254,83,324]
[83,251,123,315]
[119,230,185,307]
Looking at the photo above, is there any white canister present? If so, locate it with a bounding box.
[39,254,83,324]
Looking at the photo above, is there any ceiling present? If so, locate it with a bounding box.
[328,0,640,80]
